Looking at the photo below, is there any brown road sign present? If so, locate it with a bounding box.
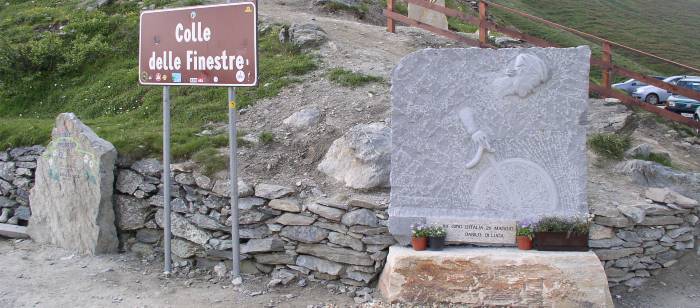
[139,2,257,87]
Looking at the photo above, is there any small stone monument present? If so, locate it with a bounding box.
[389,47,591,245]
[408,0,448,31]
[28,113,119,254]
[380,47,612,306]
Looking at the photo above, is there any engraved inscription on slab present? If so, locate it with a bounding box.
[426,218,516,244]
[388,47,591,244]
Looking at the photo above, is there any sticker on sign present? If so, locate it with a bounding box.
[139,2,258,87]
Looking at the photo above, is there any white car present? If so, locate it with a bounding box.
[633,75,698,105]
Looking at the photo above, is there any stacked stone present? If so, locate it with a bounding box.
[591,187,699,288]
[0,146,43,226]
[114,158,393,287]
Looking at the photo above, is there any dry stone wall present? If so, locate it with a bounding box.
[0,146,43,226]
[2,144,699,288]
[113,159,393,287]
[591,187,699,288]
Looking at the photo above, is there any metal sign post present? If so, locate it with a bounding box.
[162,86,172,274]
[139,2,257,280]
[228,87,241,283]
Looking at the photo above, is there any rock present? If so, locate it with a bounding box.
[318,123,390,190]
[328,232,364,251]
[616,230,642,243]
[637,228,664,241]
[131,159,161,176]
[589,224,614,240]
[276,213,316,226]
[362,235,395,245]
[306,203,345,221]
[240,238,285,254]
[238,210,271,225]
[115,195,151,230]
[638,216,684,226]
[174,173,195,186]
[667,226,692,238]
[341,209,378,227]
[624,143,652,159]
[644,187,698,208]
[255,183,294,199]
[344,270,376,284]
[116,169,143,195]
[379,246,612,306]
[594,216,631,228]
[155,209,212,245]
[194,173,213,190]
[297,244,374,266]
[280,226,329,243]
[288,23,327,48]
[268,198,302,212]
[240,225,270,239]
[0,196,17,208]
[616,160,700,201]
[130,242,154,258]
[348,195,384,210]
[238,197,266,210]
[212,179,253,197]
[271,268,297,285]
[588,100,632,133]
[13,206,30,221]
[214,262,228,279]
[588,237,624,248]
[0,161,15,182]
[296,255,344,276]
[283,108,321,130]
[172,238,200,258]
[618,205,645,224]
[407,0,448,30]
[28,113,119,254]
[254,253,296,265]
[0,208,11,223]
[314,221,349,234]
[190,213,226,231]
[594,247,643,260]
[316,194,350,210]
[136,229,161,244]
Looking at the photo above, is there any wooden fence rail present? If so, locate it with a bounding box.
[385,0,700,129]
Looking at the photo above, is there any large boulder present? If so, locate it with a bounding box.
[287,23,327,49]
[318,123,390,189]
[28,113,119,254]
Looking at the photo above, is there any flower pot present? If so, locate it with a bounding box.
[428,236,446,251]
[533,232,588,251]
[411,236,428,251]
[516,235,533,250]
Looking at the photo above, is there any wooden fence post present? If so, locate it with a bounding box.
[479,1,488,46]
[602,42,612,88]
[387,0,396,33]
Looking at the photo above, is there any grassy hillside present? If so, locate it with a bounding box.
[0,0,316,161]
[488,0,700,76]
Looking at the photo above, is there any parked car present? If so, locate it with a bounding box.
[666,77,700,115]
[633,75,698,105]
[612,76,664,95]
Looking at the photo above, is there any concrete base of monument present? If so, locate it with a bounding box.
[378,246,613,307]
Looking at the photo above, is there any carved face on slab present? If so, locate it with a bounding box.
[493,53,550,98]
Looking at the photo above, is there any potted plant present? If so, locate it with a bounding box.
[427,224,447,251]
[533,216,589,251]
[410,223,429,251]
[516,219,534,250]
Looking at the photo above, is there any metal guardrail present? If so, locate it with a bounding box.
[385,0,700,129]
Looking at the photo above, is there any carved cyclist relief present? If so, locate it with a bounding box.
[459,53,559,211]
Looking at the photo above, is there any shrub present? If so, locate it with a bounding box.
[516,219,535,238]
[633,152,673,168]
[587,133,631,159]
[534,217,589,235]
[427,224,447,237]
[327,68,383,88]
[259,131,274,144]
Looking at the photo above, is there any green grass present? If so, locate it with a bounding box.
[0,0,316,162]
[489,0,700,77]
[258,131,274,145]
[633,152,673,168]
[445,0,478,33]
[587,133,632,160]
[328,68,383,87]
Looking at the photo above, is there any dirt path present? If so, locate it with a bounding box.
[0,239,355,307]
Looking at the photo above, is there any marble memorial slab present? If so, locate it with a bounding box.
[426,218,516,244]
[408,0,448,31]
[389,47,591,244]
